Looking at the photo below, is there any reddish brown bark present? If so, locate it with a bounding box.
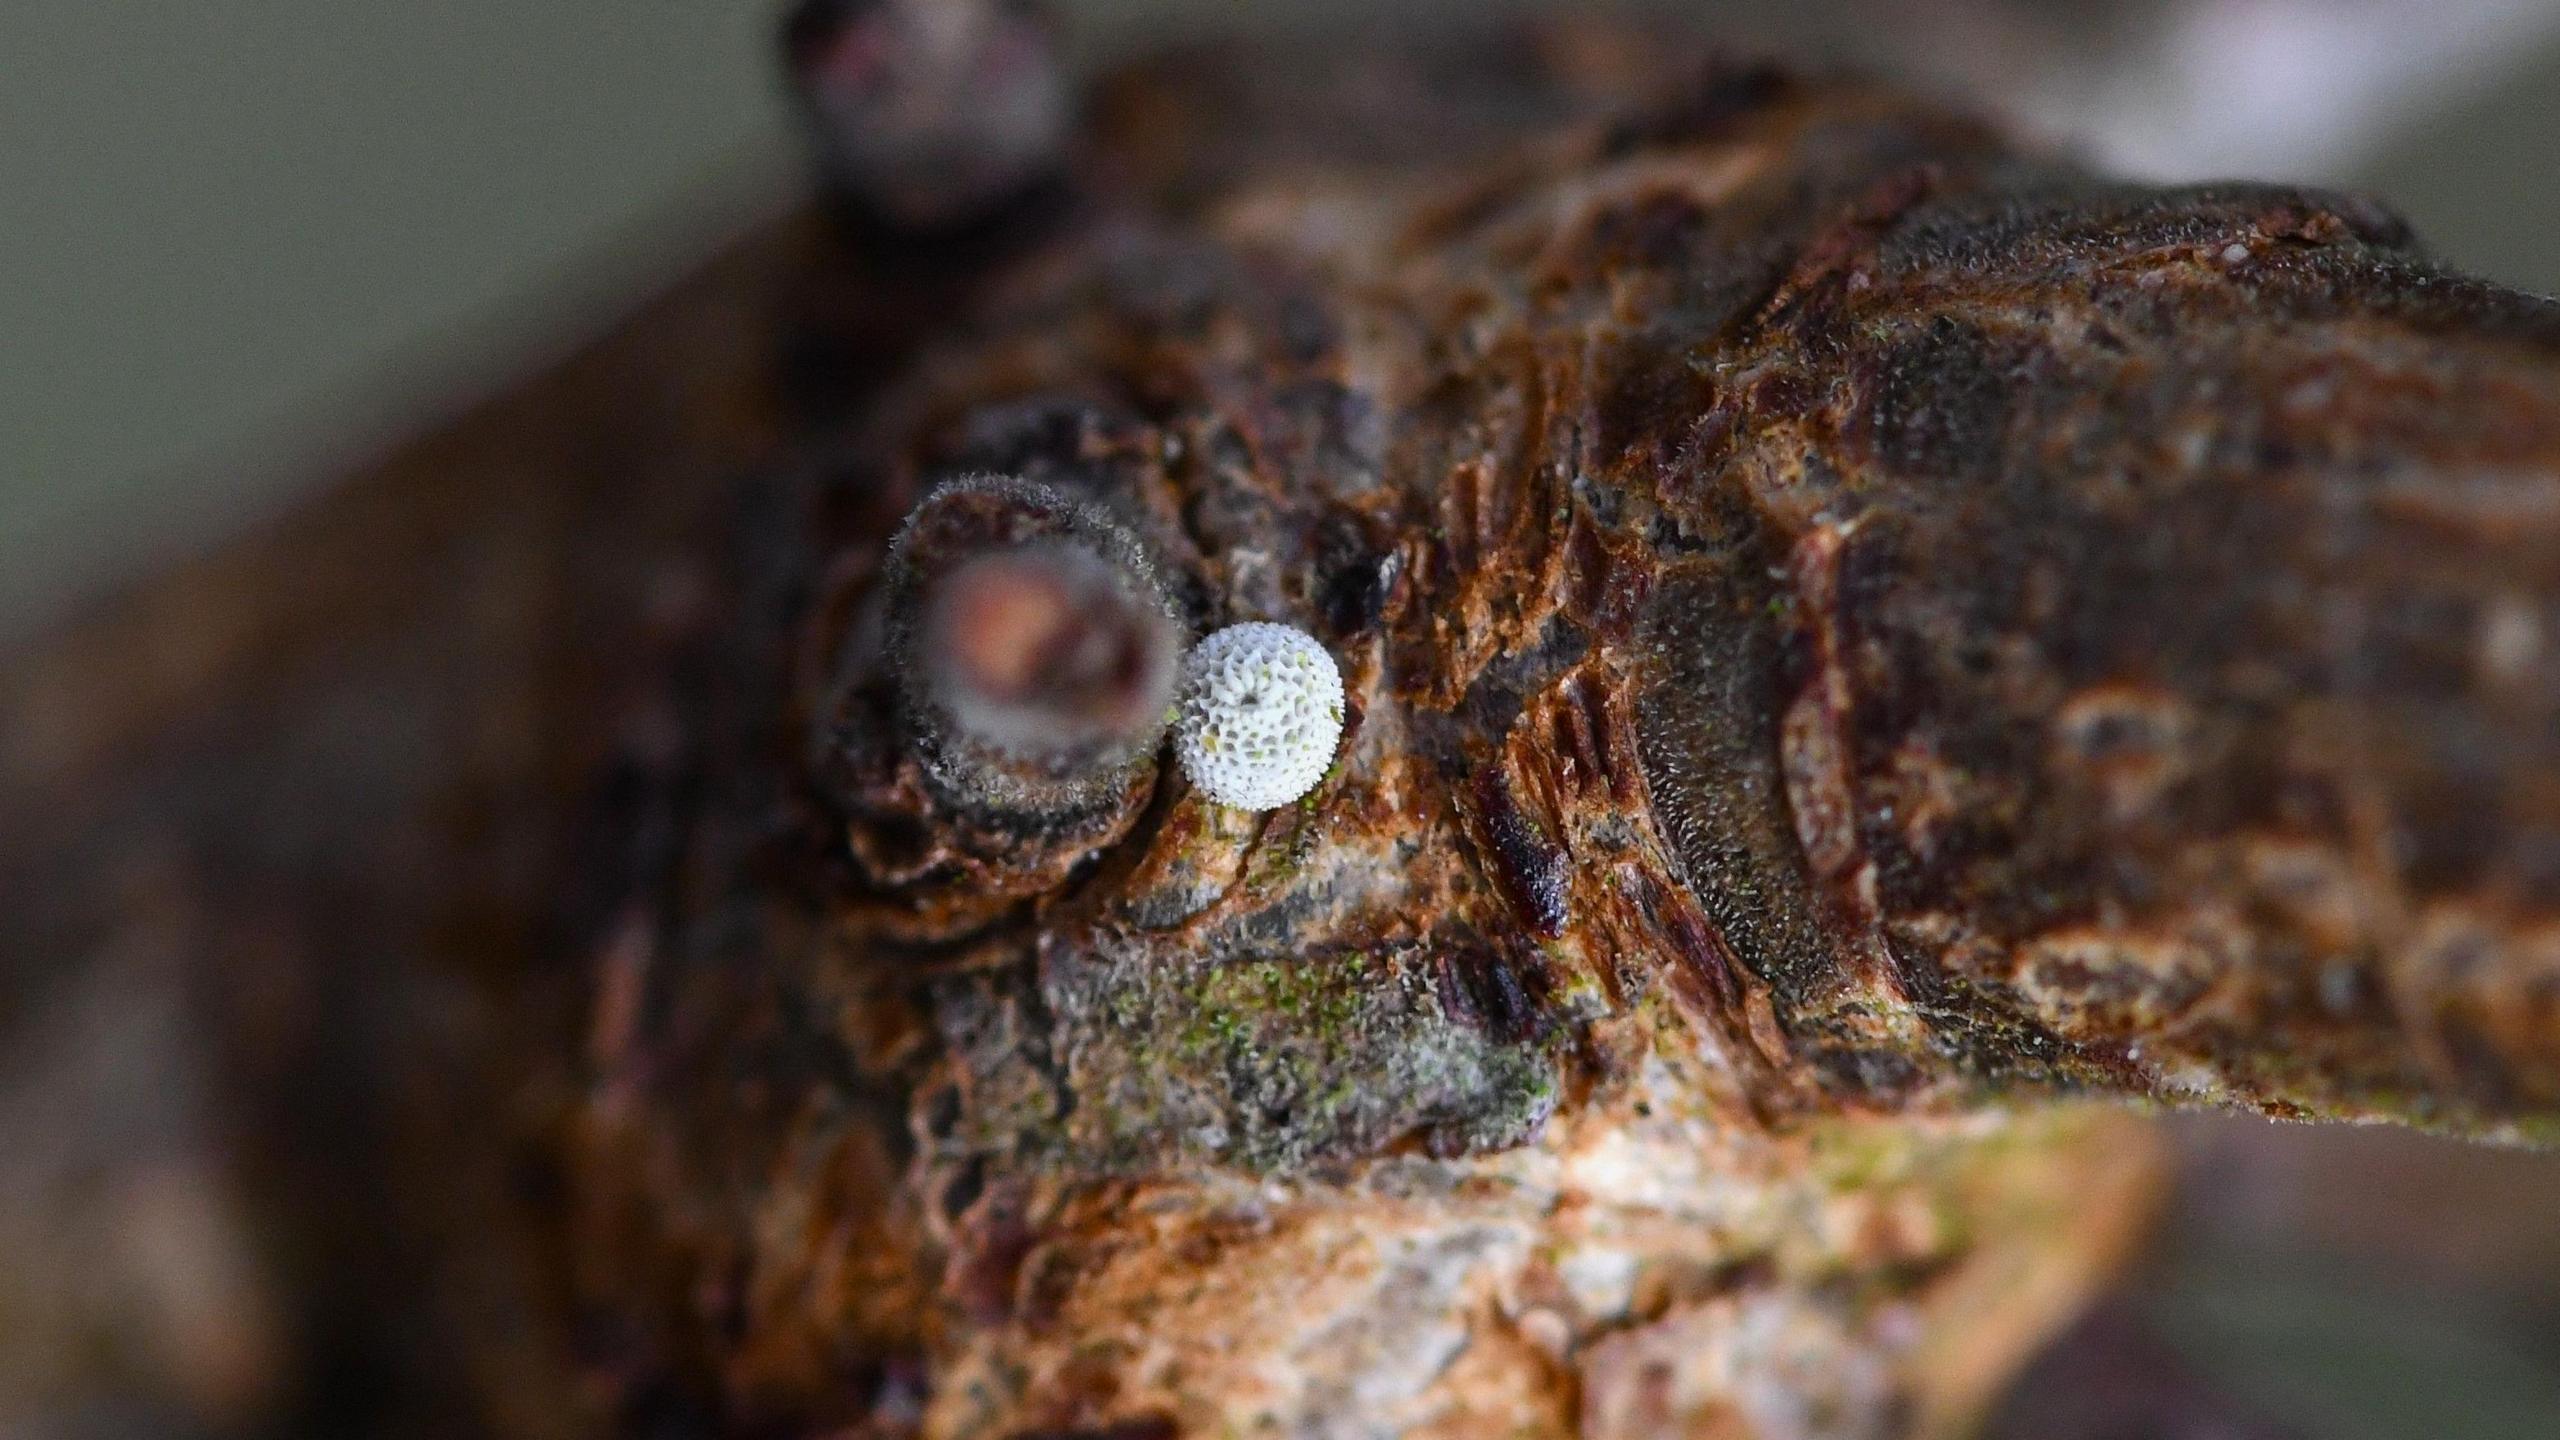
[6,15,2560,1439]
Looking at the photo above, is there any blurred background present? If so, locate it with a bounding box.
[4,2,2559,1436]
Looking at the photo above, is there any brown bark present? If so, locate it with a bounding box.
[6,14,2560,1439]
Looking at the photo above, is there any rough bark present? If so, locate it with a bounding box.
[5,14,2560,1440]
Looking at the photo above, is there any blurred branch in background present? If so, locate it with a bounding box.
[1679,0,2560,181]
[2005,0,2560,179]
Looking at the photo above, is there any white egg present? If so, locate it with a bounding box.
[1174,622,1345,810]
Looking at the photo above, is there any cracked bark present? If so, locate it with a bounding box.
[5,14,2560,1440]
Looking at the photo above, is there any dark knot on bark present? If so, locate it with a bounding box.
[782,0,1069,235]
[884,474,1183,821]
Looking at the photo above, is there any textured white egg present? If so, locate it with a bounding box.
[1174,622,1344,809]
